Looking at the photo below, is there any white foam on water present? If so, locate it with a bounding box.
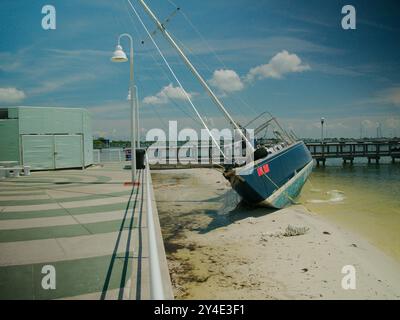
[307,190,346,204]
[327,190,346,202]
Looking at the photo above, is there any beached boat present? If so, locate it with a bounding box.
[134,0,313,208]
[220,113,313,208]
[224,140,313,208]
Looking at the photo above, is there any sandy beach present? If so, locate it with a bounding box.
[152,168,400,300]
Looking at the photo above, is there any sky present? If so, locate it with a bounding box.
[0,0,400,139]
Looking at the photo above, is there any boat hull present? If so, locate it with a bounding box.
[227,141,313,208]
[260,160,313,208]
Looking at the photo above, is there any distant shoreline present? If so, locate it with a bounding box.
[153,168,400,299]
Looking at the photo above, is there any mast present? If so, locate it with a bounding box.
[137,0,254,151]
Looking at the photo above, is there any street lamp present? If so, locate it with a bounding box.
[320,117,325,144]
[111,33,137,184]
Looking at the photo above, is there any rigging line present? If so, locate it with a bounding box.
[171,35,252,125]
[143,70,203,128]
[258,168,298,205]
[179,7,228,70]
[135,0,255,151]
[180,8,258,124]
[146,51,204,126]
[149,102,169,131]
[122,2,170,135]
[125,0,213,129]
[244,111,268,128]
[123,2,202,126]
[262,127,269,140]
[147,54,205,126]
[126,0,226,158]
[146,52,203,125]
[167,3,262,122]
[166,0,178,8]
[165,0,228,83]
[111,1,126,33]
[174,37,214,76]
[176,5,265,120]
[170,37,235,125]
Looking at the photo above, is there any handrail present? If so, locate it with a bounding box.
[145,155,165,300]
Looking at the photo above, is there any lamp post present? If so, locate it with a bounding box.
[320,117,325,144]
[127,86,140,148]
[135,87,140,148]
[111,33,137,184]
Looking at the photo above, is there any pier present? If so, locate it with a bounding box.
[306,141,400,166]
[0,161,173,300]
[141,140,400,168]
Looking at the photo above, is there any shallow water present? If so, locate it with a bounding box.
[298,158,400,261]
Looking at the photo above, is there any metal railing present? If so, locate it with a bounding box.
[145,155,166,300]
[93,148,124,163]
[147,144,247,165]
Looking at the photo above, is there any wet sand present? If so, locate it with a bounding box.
[152,168,400,300]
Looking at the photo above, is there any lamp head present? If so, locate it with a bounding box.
[111,45,128,62]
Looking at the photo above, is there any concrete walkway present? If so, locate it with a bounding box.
[0,162,172,300]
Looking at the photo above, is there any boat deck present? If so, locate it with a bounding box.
[0,162,172,299]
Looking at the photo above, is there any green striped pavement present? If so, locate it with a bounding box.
[0,202,130,220]
[0,254,133,300]
[0,218,141,243]
[0,164,149,299]
[0,190,132,206]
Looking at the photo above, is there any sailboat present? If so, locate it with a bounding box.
[133,0,314,208]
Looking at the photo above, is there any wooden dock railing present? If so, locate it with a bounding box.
[306,141,400,165]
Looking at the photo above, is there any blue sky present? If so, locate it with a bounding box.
[0,0,399,139]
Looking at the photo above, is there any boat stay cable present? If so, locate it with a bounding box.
[123,0,204,127]
[134,0,254,153]
[167,0,265,124]
[126,0,226,158]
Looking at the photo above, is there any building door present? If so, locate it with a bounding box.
[54,135,83,169]
[22,134,83,170]
[21,135,55,170]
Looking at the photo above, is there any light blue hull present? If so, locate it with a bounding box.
[229,141,314,208]
[261,160,314,208]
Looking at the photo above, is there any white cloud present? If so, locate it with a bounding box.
[0,87,26,104]
[206,51,309,95]
[378,87,400,106]
[358,86,400,107]
[29,73,95,95]
[143,83,194,105]
[386,118,400,129]
[46,48,110,58]
[361,119,375,129]
[0,51,24,72]
[246,50,310,82]
[208,69,244,93]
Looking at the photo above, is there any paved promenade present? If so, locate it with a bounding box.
[0,163,172,300]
